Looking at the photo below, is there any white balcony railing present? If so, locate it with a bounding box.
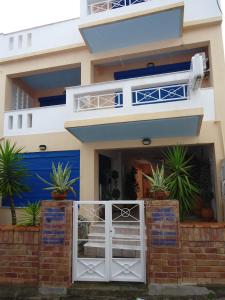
[4,105,67,136]
[66,70,215,123]
[88,0,150,15]
[132,84,188,106]
[75,92,123,111]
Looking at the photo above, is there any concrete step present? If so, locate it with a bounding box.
[67,282,147,298]
[84,241,141,258]
[87,233,141,246]
[90,223,141,236]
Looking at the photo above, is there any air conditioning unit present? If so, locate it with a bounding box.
[189,53,205,91]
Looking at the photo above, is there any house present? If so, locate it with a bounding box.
[0,0,224,221]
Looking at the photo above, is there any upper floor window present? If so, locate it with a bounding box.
[27,33,32,47]
[9,37,14,50]
[18,35,23,49]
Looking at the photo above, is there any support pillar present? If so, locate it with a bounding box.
[39,200,73,295]
[145,200,181,284]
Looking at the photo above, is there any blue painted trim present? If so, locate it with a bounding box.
[114,62,191,80]
[39,95,66,107]
[132,98,188,106]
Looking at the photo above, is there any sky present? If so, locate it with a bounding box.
[0,0,80,33]
[0,0,224,51]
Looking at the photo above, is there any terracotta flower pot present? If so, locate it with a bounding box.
[150,191,170,200]
[193,196,204,217]
[51,191,67,200]
[201,207,214,222]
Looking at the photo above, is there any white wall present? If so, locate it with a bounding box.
[0,19,84,59]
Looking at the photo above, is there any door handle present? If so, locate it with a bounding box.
[110,227,115,237]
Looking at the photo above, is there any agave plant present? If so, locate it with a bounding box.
[142,164,169,193]
[37,162,79,199]
[17,201,40,226]
[0,140,29,225]
[164,145,199,220]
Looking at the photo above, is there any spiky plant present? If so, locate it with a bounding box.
[18,201,40,226]
[0,140,29,225]
[164,145,199,220]
[142,164,169,192]
[37,162,79,197]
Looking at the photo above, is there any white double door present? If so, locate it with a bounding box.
[73,201,145,282]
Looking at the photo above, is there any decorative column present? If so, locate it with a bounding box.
[39,200,73,295]
[145,200,181,284]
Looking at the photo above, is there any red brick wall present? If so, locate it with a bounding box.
[39,200,73,288]
[181,223,225,285]
[145,200,181,284]
[0,226,39,285]
[1,201,225,288]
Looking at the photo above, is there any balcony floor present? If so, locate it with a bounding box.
[80,6,183,53]
[66,110,203,142]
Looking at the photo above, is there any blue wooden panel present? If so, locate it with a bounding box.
[2,150,80,207]
[114,62,191,80]
[39,95,66,107]
[112,0,145,9]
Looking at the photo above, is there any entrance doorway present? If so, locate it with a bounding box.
[98,144,216,220]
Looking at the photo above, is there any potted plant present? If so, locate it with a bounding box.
[37,162,79,200]
[201,192,214,221]
[142,164,170,200]
[164,145,199,221]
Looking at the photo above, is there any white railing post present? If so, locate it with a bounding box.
[122,82,132,112]
[80,0,89,19]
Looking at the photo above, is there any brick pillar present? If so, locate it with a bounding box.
[145,200,181,284]
[39,200,73,295]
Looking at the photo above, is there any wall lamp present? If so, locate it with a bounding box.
[39,145,47,151]
[142,138,152,146]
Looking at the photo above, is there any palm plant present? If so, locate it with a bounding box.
[0,141,29,225]
[164,145,199,220]
[142,164,168,192]
[37,162,79,199]
[18,201,40,226]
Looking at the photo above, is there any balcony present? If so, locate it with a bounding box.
[4,54,215,140]
[79,0,222,53]
[79,0,184,53]
[0,19,83,60]
[4,105,67,137]
[65,75,214,142]
[4,75,214,139]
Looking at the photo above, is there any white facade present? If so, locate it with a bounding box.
[0,19,84,59]
[0,0,221,60]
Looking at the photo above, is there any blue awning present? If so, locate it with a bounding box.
[66,113,203,143]
[80,6,183,53]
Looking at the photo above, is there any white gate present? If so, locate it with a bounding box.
[73,201,145,282]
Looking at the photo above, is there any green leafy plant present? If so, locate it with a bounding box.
[18,201,40,226]
[0,141,29,225]
[37,162,79,197]
[164,145,199,220]
[142,164,168,193]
